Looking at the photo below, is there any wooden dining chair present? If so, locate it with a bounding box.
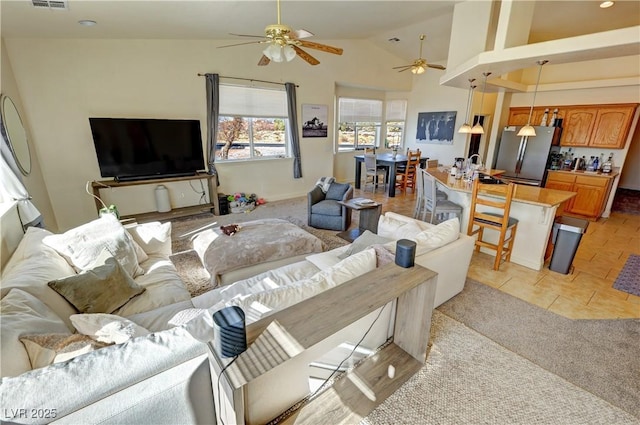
[466,178,519,270]
[395,149,421,193]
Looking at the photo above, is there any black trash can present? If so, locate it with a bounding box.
[549,216,589,274]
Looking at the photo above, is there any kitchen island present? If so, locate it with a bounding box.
[428,168,576,271]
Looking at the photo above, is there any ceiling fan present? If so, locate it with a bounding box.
[218,0,343,66]
[393,34,446,74]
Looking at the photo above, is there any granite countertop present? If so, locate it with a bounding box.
[427,168,576,208]
[547,168,620,179]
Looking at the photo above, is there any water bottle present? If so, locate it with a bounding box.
[592,156,599,171]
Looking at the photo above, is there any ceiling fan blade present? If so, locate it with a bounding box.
[392,65,412,70]
[258,55,271,66]
[427,64,446,70]
[292,46,320,65]
[218,40,266,49]
[397,68,412,73]
[298,40,343,55]
[293,29,314,39]
[229,32,265,38]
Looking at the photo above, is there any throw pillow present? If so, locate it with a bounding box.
[1,289,70,378]
[43,214,144,278]
[70,313,150,344]
[337,230,393,260]
[325,182,350,201]
[384,217,460,256]
[125,221,172,257]
[377,214,420,238]
[371,244,396,267]
[20,333,112,370]
[48,257,146,314]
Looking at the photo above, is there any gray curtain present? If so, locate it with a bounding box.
[205,73,220,183]
[286,82,302,178]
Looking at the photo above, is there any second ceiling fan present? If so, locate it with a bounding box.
[393,34,446,74]
[218,0,343,66]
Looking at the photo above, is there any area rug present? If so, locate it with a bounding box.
[361,311,637,425]
[612,188,640,215]
[438,279,640,418]
[613,254,640,297]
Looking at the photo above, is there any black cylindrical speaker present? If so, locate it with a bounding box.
[395,239,417,268]
[212,306,247,358]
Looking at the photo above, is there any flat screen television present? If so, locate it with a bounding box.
[89,118,205,181]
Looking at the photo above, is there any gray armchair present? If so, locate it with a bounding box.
[308,182,354,231]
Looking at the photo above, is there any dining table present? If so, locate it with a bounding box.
[354,153,428,197]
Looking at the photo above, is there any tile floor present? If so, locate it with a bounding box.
[353,185,640,320]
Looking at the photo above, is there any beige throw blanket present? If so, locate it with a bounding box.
[193,218,325,284]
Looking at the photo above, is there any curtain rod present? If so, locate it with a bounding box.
[197,73,298,87]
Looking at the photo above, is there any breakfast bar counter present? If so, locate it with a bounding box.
[427,168,576,271]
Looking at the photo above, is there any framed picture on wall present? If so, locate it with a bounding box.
[416,111,457,145]
[302,104,328,138]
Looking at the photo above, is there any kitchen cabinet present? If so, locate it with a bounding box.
[545,171,614,220]
[507,107,564,126]
[560,104,637,148]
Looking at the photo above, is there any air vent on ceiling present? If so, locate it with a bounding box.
[32,0,68,10]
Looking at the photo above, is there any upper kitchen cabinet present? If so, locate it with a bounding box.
[560,104,638,148]
[560,107,598,147]
[589,105,637,149]
[508,107,565,127]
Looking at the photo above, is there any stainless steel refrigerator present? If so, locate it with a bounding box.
[493,125,562,186]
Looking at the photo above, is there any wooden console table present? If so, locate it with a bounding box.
[91,172,219,222]
[208,263,437,425]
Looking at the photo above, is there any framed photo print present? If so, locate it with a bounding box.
[302,104,328,138]
[416,111,457,145]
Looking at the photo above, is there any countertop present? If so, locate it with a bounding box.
[427,168,576,208]
[547,168,620,179]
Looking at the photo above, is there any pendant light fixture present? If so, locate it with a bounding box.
[517,60,548,137]
[458,78,476,134]
[470,72,491,134]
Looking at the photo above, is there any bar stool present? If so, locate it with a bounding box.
[413,165,448,218]
[416,169,462,224]
[466,178,519,270]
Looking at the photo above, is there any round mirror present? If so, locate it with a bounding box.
[0,94,31,175]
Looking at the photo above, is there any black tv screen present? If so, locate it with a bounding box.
[89,118,205,180]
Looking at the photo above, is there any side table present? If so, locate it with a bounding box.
[337,198,383,242]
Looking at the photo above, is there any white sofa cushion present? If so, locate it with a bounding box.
[384,217,460,256]
[70,313,150,344]
[113,255,192,317]
[1,289,70,378]
[43,214,144,278]
[337,230,393,259]
[1,227,78,328]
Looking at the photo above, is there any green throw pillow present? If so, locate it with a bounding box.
[48,257,146,314]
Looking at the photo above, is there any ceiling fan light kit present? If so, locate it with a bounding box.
[393,34,446,74]
[517,59,549,137]
[219,0,343,66]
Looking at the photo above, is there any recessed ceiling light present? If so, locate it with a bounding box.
[78,20,97,26]
[600,1,614,8]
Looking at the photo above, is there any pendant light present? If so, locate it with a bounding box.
[458,78,476,134]
[517,60,548,137]
[470,72,491,134]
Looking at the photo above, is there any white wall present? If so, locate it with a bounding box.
[0,39,57,230]
[5,38,412,230]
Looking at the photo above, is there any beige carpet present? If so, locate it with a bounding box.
[361,311,638,425]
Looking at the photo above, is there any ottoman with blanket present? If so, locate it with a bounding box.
[192,218,325,287]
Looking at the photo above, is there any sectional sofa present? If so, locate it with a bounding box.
[0,203,473,424]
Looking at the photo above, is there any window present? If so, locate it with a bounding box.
[216,84,290,161]
[385,100,407,149]
[337,98,383,151]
